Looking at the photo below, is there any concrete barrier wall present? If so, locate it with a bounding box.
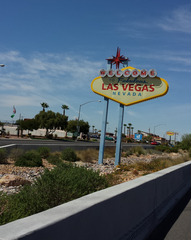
[1,161,191,240]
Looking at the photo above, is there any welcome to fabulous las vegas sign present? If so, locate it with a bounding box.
[91,66,169,106]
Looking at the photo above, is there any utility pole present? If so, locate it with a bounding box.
[174,132,179,144]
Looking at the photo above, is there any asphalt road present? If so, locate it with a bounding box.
[0,138,151,148]
[0,138,113,147]
[146,188,191,240]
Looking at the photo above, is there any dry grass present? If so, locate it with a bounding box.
[105,154,191,186]
[76,147,116,163]
[113,154,190,177]
[76,149,98,163]
[103,147,116,158]
[163,155,190,168]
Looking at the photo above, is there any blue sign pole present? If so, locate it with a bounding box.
[98,60,111,164]
[114,59,128,166]
[98,97,109,164]
[115,104,124,166]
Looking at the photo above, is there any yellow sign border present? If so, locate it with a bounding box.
[167,132,174,136]
[91,66,169,106]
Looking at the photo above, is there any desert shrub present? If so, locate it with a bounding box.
[76,147,115,163]
[47,153,62,165]
[114,164,133,174]
[0,149,7,164]
[173,146,179,153]
[155,145,179,153]
[9,148,24,162]
[0,162,109,225]
[61,148,77,162]
[76,149,98,163]
[154,145,166,152]
[124,146,145,157]
[15,151,42,167]
[134,146,145,156]
[132,169,139,176]
[180,134,191,150]
[125,148,133,156]
[135,159,167,172]
[126,138,133,143]
[188,148,191,158]
[37,146,50,158]
[104,147,115,158]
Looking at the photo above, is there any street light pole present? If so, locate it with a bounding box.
[76,100,101,140]
[154,124,166,135]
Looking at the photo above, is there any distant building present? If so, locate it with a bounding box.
[135,130,166,144]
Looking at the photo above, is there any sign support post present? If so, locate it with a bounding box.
[115,104,124,166]
[98,60,111,164]
[91,48,169,166]
[114,60,128,166]
[98,97,109,164]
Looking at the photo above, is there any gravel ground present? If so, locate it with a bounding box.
[0,152,186,195]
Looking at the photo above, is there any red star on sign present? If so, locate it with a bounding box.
[106,47,130,69]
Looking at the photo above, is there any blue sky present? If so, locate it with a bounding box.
[0,0,191,141]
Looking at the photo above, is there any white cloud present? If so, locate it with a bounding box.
[168,67,191,73]
[0,51,103,108]
[0,95,42,107]
[118,5,191,40]
[126,110,140,117]
[97,110,103,114]
[158,6,191,33]
[132,50,191,69]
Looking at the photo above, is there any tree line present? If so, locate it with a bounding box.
[16,102,90,137]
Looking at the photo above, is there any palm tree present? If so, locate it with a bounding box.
[92,125,95,133]
[126,126,129,136]
[106,122,109,133]
[131,127,134,137]
[41,102,49,112]
[128,123,132,138]
[115,127,117,137]
[61,105,69,116]
[123,124,127,136]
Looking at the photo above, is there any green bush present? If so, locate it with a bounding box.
[15,151,43,167]
[9,148,24,162]
[134,146,145,156]
[124,146,145,157]
[189,148,191,158]
[135,159,167,172]
[47,153,62,165]
[0,162,109,225]
[126,138,133,143]
[0,149,7,164]
[61,148,77,162]
[37,146,50,158]
[155,145,179,153]
[180,134,191,150]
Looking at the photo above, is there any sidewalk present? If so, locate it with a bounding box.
[146,188,191,240]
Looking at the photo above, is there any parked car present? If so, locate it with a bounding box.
[91,135,100,139]
[151,141,160,145]
[105,136,115,141]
